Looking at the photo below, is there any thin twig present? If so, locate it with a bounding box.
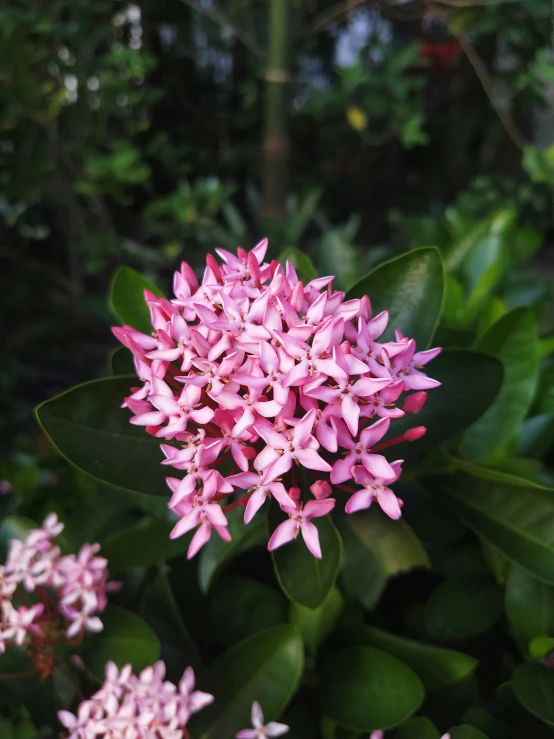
[305,0,421,35]
[445,17,527,150]
[433,0,522,6]
[179,0,265,58]
[306,0,370,35]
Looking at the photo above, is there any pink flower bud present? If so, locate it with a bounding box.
[403,391,427,414]
[404,426,427,441]
[310,480,332,500]
[288,486,301,501]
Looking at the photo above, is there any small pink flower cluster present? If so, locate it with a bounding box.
[114,241,440,559]
[59,661,213,739]
[0,513,115,656]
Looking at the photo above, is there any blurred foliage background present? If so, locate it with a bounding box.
[3,0,554,452]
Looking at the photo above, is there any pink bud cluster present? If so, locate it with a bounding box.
[114,241,440,559]
[0,514,116,659]
[59,660,213,739]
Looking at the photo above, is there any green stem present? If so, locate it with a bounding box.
[261,0,291,222]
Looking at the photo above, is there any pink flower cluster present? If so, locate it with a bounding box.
[0,513,115,658]
[59,660,213,738]
[114,241,440,559]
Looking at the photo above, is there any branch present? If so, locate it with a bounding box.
[305,0,421,35]
[306,0,370,35]
[179,0,265,58]
[445,17,527,150]
[433,0,521,6]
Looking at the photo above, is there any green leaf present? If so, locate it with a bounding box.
[318,230,361,291]
[429,474,554,584]
[346,246,444,348]
[424,576,503,640]
[517,414,554,458]
[109,266,164,333]
[448,727,490,739]
[278,247,318,282]
[442,214,503,273]
[461,308,539,461]
[338,509,429,609]
[290,585,343,652]
[209,575,288,648]
[529,636,554,660]
[140,571,203,673]
[394,716,440,739]
[270,502,341,609]
[447,456,553,491]
[0,516,37,558]
[101,517,193,571]
[198,508,266,593]
[84,604,160,680]
[382,350,503,459]
[35,377,167,497]
[512,664,554,726]
[189,625,304,739]
[109,347,136,376]
[333,623,477,690]
[505,564,554,652]
[462,707,516,739]
[319,646,424,731]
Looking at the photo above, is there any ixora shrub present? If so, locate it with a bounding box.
[6,237,554,737]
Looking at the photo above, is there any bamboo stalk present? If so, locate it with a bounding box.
[261,0,291,221]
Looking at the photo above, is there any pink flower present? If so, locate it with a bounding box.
[113,241,441,558]
[59,661,213,737]
[346,464,403,519]
[0,514,115,667]
[331,417,395,484]
[254,409,332,484]
[236,701,289,738]
[268,499,336,559]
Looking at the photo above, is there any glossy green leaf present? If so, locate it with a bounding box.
[449,727,490,739]
[424,576,503,639]
[140,571,203,673]
[278,247,318,282]
[198,508,266,593]
[209,575,288,648]
[109,265,164,333]
[109,346,136,376]
[382,351,503,459]
[512,664,554,726]
[319,646,424,731]
[430,474,554,584]
[318,230,361,291]
[442,273,469,329]
[477,296,507,336]
[462,707,516,739]
[35,377,167,497]
[394,716,440,739]
[505,564,554,652]
[338,508,429,609]
[101,517,192,571]
[447,455,553,490]
[189,625,304,739]
[84,605,160,680]
[346,246,444,348]
[290,585,343,651]
[461,308,539,461]
[443,209,515,273]
[270,502,341,609]
[517,414,554,458]
[333,623,477,690]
